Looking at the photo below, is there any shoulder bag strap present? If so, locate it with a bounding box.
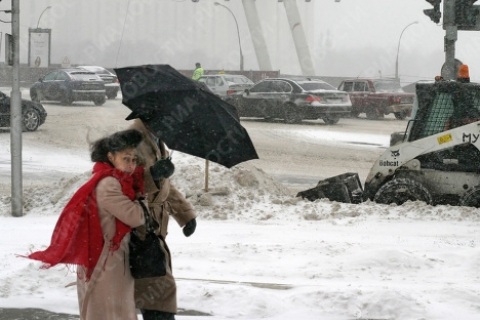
[138,200,154,233]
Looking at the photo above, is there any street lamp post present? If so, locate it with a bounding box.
[395,21,418,81]
[214,2,244,71]
[36,6,51,29]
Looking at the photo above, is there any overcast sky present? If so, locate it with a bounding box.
[3,0,480,85]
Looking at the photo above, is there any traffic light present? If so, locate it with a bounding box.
[424,0,442,23]
[455,0,480,30]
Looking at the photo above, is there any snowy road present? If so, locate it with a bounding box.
[239,116,406,192]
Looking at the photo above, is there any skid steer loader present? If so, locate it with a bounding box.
[298,65,480,207]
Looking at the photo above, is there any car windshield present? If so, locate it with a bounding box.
[373,81,404,93]
[299,82,335,91]
[69,72,99,80]
[224,76,253,84]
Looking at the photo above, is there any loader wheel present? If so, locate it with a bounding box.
[459,186,480,208]
[374,178,432,205]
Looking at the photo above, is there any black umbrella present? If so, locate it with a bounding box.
[115,64,258,168]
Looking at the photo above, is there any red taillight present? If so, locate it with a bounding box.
[389,96,401,104]
[227,90,235,95]
[305,95,321,102]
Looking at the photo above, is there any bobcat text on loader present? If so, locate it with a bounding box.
[298,65,480,208]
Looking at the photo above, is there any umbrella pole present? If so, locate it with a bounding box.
[204,160,209,192]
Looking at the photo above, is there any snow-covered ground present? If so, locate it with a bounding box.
[0,103,480,319]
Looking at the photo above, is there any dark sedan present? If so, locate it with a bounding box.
[0,91,47,131]
[78,66,120,99]
[30,69,106,106]
[229,78,352,124]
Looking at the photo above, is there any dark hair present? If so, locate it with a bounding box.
[90,129,144,163]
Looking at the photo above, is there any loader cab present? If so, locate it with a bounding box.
[404,80,480,142]
[404,79,480,178]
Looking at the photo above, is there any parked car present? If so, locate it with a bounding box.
[197,74,254,100]
[228,78,352,124]
[77,66,120,99]
[337,78,415,120]
[0,91,47,131]
[30,69,106,106]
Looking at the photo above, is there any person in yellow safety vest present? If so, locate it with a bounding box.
[192,62,204,80]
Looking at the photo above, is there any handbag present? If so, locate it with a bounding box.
[129,200,167,279]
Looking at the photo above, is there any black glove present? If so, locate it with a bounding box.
[183,218,196,237]
[150,157,175,180]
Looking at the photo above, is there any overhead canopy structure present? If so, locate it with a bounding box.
[241,0,273,71]
[282,0,316,76]
[240,0,315,75]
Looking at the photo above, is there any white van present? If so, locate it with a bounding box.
[197,74,254,99]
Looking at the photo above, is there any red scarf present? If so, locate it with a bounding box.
[27,162,144,280]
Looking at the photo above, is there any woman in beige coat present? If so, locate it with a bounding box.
[28,129,147,320]
[129,118,197,320]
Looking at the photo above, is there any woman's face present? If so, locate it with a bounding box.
[108,148,138,174]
